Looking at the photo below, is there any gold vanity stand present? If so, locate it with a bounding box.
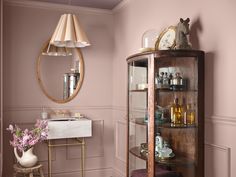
[47,138,85,177]
[46,117,92,177]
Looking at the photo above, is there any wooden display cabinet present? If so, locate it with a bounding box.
[126,50,204,177]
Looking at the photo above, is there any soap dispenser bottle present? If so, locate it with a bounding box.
[41,106,48,120]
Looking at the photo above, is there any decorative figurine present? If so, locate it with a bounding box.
[155,133,164,152]
[155,133,174,158]
[175,18,192,49]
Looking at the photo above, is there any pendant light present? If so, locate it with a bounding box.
[49,14,90,48]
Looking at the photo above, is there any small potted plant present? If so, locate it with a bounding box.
[7,119,48,167]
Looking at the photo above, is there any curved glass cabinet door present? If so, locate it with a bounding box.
[128,57,149,176]
[127,50,204,177]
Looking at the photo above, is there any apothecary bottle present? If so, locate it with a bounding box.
[184,104,196,125]
[170,98,182,125]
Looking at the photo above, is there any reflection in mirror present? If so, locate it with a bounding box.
[37,43,84,103]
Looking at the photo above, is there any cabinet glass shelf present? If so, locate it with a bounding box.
[129,146,194,166]
[130,89,198,93]
[131,118,197,128]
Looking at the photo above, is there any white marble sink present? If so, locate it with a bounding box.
[47,117,92,139]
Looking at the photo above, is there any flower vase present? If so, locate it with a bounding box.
[14,147,38,167]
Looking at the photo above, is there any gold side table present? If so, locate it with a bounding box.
[47,138,85,177]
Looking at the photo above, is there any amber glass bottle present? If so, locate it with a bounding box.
[170,98,182,125]
[181,98,187,124]
[185,104,195,125]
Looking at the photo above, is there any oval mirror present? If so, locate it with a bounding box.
[36,41,84,103]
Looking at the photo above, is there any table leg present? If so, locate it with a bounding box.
[48,140,52,177]
[13,172,17,177]
[39,167,45,177]
[46,138,85,177]
[81,138,85,177]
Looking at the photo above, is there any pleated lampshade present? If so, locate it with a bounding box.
[42,42,72,56]
[49,14,90,48]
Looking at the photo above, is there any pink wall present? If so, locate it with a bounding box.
[3,0,236,177]
[3,2,114,177]
[112,0,236,177]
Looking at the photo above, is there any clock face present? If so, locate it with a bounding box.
[156,27,176,50]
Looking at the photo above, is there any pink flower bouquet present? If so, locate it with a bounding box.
[7,119,48,152]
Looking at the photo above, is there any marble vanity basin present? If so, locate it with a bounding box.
[47,117,92,139]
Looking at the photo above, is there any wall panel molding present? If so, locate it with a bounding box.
[205,142,231,177]
[66,120,104,160]
[206,115,236,126]
[50,167,112,177]
[4,0,112,15]
[112,106,126,111]
[115,121,126,162]
[4,105,112,112]
[113,167,125,177]
[205,142,230,151]
[4,105,138,112]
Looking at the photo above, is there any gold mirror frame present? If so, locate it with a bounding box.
[36,42,84,104]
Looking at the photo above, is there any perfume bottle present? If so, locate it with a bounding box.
[169,73,173,90]
[162,72,169,89]
[170,98,182,125]
[184,104,196,125]
[181,98,187,124]
[157,72,164,89]
[171,72,184,91]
